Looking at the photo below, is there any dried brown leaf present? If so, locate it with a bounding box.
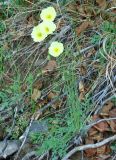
[76,21,91,36]
[92,115,110,132]
[109,120,116,132]
[88,127,98,136]
[33,80,43,90]
[21,84,27,92]
[96,154,111,160]
[85,148,97,157]
[101,101,113,114]
[96,0,107,9]
[31,89,41,101]
[92,115,100,121]
[93,121,110,132]
[79,92,85,101]
[109,108,116,118]
[48,92,57,100]
[91,132,103,141]
[97,145,107,155]
[85,138,97,157]
[80,65,87,76]
[43,60,57,74]
[79,81,84,92]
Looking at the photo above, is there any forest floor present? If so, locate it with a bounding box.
[0,0,116,160]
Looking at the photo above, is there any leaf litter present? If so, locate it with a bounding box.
[0,0,116,160]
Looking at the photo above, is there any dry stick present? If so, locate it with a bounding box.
[74,40,103,56]
[38,152,48,160]
[0,106,18,156]
[112,153,116,160]
[35,93,66,120]
[16,94,66,158]
[81,117,116,134]
[62,135,116,160]
[14,115,35,160]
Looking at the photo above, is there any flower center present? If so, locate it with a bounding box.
[37,32,42,38]
[54,48,59,53]
[45,27,50,33]
[46,14,52,19]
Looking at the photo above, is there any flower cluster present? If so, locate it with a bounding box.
[31,6,64,57]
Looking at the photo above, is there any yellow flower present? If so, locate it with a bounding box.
[40,6,56,22]
[48,41,64,57]
[39,21,56,35]
[31,25,47,42]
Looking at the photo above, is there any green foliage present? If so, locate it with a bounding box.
[91,34,101,44]
[30,116,72,159]
[29,62,92,159]
[26,73,34,94]
[111,142,116,152]
[11,115,28,139]
[0,47,5,75]
[0,4,15,20]
[91,21,115,45]
[91,20,116,65]
[101,21,116,34]
[0,75,22,109]
[0,22,6,34]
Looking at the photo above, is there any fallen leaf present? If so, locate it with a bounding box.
[85,138,97,157]
[52,101,61,109]
[92,115,110,132]
[97,145,107,155]
[79,92,85,101]
[77,4,96,18]
[79,81,84,92]
[36,99,48,109]
[21,84,27,92]
[24,97,30,105]
[88,127,98,136]
[109,108,116,118]
[92,115,100,121]
[96,0,107,9]
[93,121,110,132]
[42,60,57,74]
[57,19,65,30]
[48,92,57,100]
[33,80,43,90]
[31,89,41,101]
[85,148,97,157]
[91,132,103,141]
[96,154,111,160]
[80,65,87,76]
[79,81,85,100]
[101,101,113,114]
[109,120,116,132]
[106,145,111,153]
[86,49,96,57]
[76,21,91,36]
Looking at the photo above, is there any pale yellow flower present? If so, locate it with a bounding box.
[48,41,64,57]
[31,25,47,42]
[39,21,56,35]
[40,7,57,22]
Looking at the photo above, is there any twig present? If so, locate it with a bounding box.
[14,115,35,160]
[62,135,116,160]
[22,151,36,160]
[112,152,116,160]
[38,152,48,160]
[0,106,18,155]
[35,93,66,120]
[74,40,103,56]
[83,117,116,132]
[106,7,116,11]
